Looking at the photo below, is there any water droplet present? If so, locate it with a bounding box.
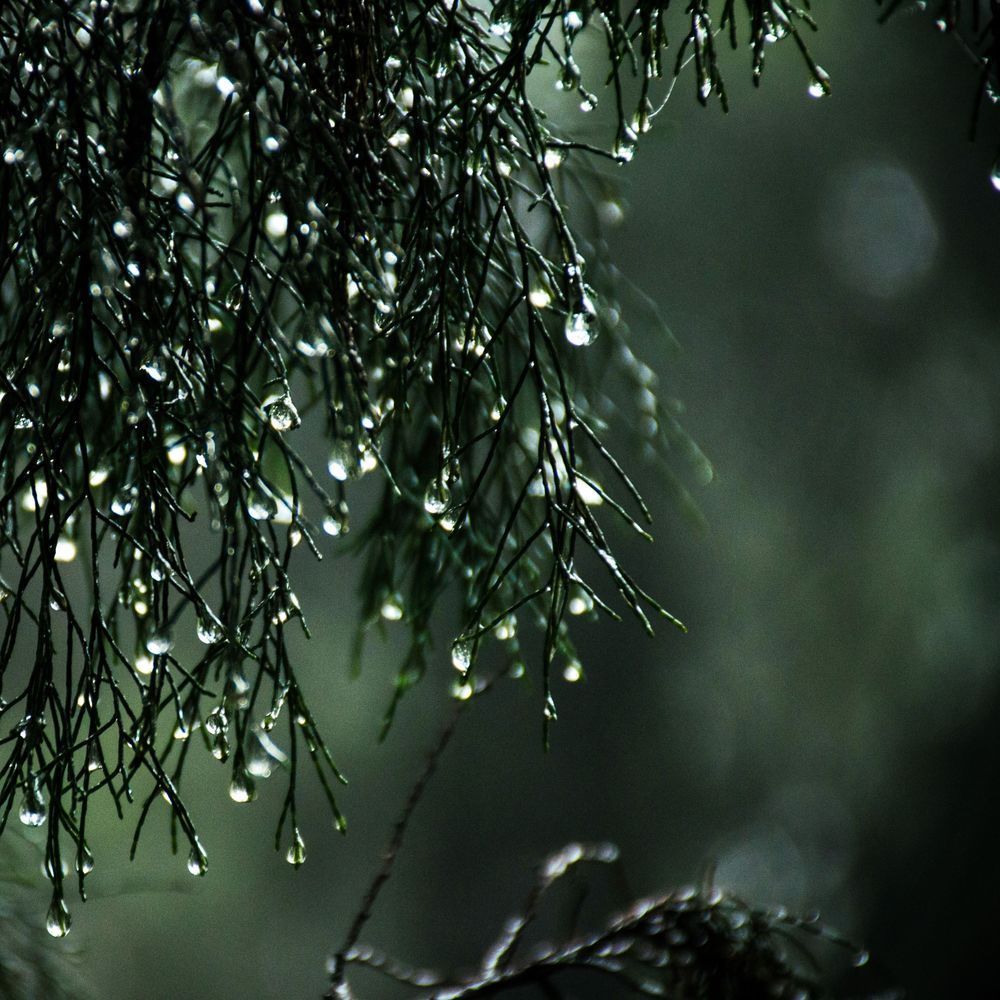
[568,589,593,616]
[322,509,348,536]
[110,487,136,517]
[247,488,277,520]
[565,299,598,347]
[53,537,77,563]
[990,157,1000,192]
[423,478,451,516]
[327,439,358,481]
[86,741,102,772]
[197,617,224,644]
[145,632,173,656]
[494,614,517,640]
[140,358,167,383]
[187,844,208,876]
[229,770,256,803]
[852,949,870,968]
[451,639,473,673]
[286,828,307,866]
[46,897,72,938]
[210,730,229,761]
[452,680,474,701]
[76,846,95,876]
[112,218,132,239]
[204,706,228,736]
[264,393,300,432]
[265,212,288,239]
[380,592,405,621]
[19,783,47,827]
[543,147,565,170]
[528,286,552,309]
[544,694,558,721]
[247,729,287,777]
[807,66,831,98]
[134,653,154,675]
[613,127,637,163]
[225,670,251,709]
[562,660,583,682]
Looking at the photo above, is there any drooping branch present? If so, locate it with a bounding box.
[334,840,870,999]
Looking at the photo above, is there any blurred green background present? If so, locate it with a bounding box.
[11,5,1000,998]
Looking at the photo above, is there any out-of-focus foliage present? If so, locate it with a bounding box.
[335,839,867,999]
[0,0,834,921]
[0,834,90,999]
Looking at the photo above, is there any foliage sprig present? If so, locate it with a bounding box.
[0,0,912,920]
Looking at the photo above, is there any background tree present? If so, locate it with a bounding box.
[2,2,999,998]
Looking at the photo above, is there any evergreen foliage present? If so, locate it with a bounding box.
[336,841,862,999]
[0,0,995,981]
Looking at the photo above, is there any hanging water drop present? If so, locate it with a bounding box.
[225,670,251,709]
[380,592,405,621]
[110,487,136,516]
[53,537,77,562]
[494,614,517,641]
[145,632,173,656]
[613,127,637,163]
[451,639,473,673]
[562,660,583,683]
[211,730,230,761]
[247,488,277,520]
[76,846,95,876]
[187,843,208,876]
[46,897,72,938]
[140,358,167,383]
[565,298,598,347]
[197,617,224,645]
[423,477,451,516]
[990,157,1000,192]
[264,393,300,432]
[204,706,228,736]
[229,770,256,803]
[18,782,47,827]
[327,439,358,481]
[807,66,831,98]
[265,211,288,239]
[286,828,307,866]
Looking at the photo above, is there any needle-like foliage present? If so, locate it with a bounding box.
[2,0,984,935]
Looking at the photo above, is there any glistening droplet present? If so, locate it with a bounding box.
[46,897,72,938]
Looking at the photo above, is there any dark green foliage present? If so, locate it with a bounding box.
[0,0,982,952]
[335,841,865,999]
